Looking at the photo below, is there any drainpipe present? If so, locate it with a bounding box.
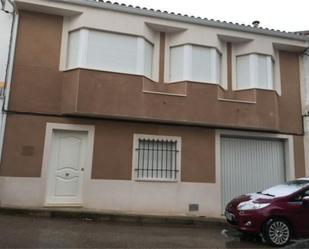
[302,46,309,176]
[0,0,18,161]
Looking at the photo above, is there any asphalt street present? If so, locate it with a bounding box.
[0,214,275,248]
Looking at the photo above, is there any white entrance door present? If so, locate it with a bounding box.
[221,136,286,211]
[46,130,88,206]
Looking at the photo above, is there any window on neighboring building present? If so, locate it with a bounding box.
[133,135,181,181]
[170,45,221,84]
[236,54,274,90]
[67,29,153,78]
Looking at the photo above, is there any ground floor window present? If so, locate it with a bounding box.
[133,134,181,181]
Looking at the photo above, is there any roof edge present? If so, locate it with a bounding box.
[48,0,309,42]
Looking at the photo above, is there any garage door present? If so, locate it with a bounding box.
[221,136,286,211]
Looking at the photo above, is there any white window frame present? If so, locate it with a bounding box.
[132,134,182,182]
[169,44,221,84]
[236,53,275,90]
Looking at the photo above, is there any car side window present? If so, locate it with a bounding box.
[292,189,309,202]
[304,190,309,198]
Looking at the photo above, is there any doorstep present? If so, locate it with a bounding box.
[0,205,226,227]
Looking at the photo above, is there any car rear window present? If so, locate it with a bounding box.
[261,180,309,197]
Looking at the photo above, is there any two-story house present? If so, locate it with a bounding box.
[0,0,308,218]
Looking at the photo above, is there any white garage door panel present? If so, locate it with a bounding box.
[221,136,286,210]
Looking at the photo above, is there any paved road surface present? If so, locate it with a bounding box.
[0,214,274,248]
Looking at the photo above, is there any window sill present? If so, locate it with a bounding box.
[134,178,179,183]
[217,98,256,104]
[235,87,279,95]
[168,80,220,85]
[235,87,272,90]
[62,66,154,81]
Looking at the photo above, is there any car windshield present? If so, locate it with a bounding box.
[259,180,309,198]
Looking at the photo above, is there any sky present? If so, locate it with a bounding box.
[112,0,309,32]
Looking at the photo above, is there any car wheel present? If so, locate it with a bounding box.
[263,218,291,247]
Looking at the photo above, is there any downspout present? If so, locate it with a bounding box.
[0,0,18,160]
[302,45,309,176]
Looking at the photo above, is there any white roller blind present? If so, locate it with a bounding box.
[236,54,274,90]
[170,45,221,84]
[66,29,153,77]
[66,31,82,69]
[236,55,250,89]
[192,46,212,82]
[257,55,269,88]
[170,46,185,82]
[144,40,154,78]
[215,50,221,83]
[87,30,138,74]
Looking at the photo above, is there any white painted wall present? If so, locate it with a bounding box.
[304,117,309,176]
[0,9,13,85]
[0,177,221,217]
[302,52,309,113]
[0,3,14,162]
[302,51,309,176]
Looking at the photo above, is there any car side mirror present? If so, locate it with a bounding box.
[302,196,309,206]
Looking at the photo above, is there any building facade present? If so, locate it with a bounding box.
[0,0,308,218]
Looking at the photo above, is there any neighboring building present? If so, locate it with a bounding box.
[0,1,13,88]
[0,0,308,218]
[300,32,309,177]
[0,0,14,159]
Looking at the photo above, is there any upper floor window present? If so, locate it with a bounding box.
[236,54,274,90]
[67,29,153,78]
[170,45,221,84]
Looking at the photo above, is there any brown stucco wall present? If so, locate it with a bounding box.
[8,11,63,114]
[279,52,303,134]
[0,114,216,183]
[66,69,279,132]
[1,114,305,182]
[294,135,306,178]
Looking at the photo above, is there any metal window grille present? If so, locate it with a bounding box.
[135,139,179,180]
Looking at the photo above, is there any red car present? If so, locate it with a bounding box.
[225,178,309,247]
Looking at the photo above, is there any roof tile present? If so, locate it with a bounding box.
[71,0,309,40]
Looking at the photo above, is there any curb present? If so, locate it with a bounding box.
[285,240,309,249]
[0,207,226,227]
